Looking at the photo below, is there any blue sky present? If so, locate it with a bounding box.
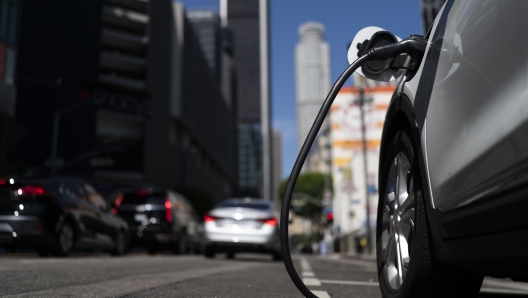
[178,0,422,179]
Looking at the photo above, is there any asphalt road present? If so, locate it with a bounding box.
[0,252,528,297]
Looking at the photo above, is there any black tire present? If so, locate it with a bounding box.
[174,233,187,255]
[226,252,235,259]
[111,230,127,256]
[377,130,483,298]
[52,221,74,257]
[272,251,283,261]
[37,247,49,257]
[204,245,215,259]
[147,246,157,255]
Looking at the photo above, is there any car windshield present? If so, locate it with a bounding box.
[217,201,271,210]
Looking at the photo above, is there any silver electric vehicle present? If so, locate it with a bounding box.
[203,198,282,260]
[351,1,528,297]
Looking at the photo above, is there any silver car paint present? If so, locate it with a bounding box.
[406,1,528,211]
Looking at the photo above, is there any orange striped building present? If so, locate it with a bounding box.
[330,81,396,235]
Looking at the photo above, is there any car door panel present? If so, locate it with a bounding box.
[424,1,528,219]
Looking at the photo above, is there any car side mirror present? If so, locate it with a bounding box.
[348,26,403,82]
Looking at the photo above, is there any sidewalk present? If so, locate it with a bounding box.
[317,252,376,262]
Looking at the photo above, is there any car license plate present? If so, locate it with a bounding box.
[134,214,147,222]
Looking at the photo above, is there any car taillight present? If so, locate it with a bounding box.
[137,189,150,196]
[262,218,278,226]
[0,180,6,185]
[165,199,172,223]
[204,214,215,222]
[15,185,51,197]
[112,194,124,214]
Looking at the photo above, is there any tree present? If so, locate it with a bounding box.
[278,172,332,218]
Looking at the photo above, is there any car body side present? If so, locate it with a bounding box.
[381,0,528,280]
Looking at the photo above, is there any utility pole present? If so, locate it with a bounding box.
[359,84,372,254]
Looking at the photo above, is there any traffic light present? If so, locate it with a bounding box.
[326,212,334,224]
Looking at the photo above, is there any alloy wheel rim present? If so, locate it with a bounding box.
[60,224,73,253]
[380,152,415,290]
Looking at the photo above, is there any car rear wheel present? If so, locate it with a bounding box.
[37,248,49,257]
[111,231,127,256]
[377,130,483,298]
[204,245,215,259]
[53,222,74,257]
[178,234,187,255]
[272,251,283,261]
[147,247,157,255]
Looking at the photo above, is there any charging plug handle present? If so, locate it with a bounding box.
[367,35,427,61]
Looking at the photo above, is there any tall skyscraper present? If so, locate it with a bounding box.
[224,0,271,200]
[295,22,331,158]
[420,0,444,34]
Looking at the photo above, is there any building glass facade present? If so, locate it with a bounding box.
[0,0,19,116]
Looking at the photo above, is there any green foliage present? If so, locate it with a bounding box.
[278,172,332,218]
[173,186,216,217]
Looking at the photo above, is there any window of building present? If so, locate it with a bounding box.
[7,4,16,45]
[0,1,8,40]
[4,47,14,84]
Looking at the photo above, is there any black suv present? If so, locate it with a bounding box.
[112,189,203,254]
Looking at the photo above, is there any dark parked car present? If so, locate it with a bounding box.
[111,189,204,254]
[0,177,129,256]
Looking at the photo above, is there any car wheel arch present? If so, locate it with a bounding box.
[380,92,446,260]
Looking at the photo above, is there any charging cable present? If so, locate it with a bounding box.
[280,37,427,298]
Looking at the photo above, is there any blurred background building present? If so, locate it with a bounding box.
[330,84,395,239]
[295,22,331,175]
[225,0,272,201]
[420,0,444,34]
[13,0,235,202]
[0,0,19,117]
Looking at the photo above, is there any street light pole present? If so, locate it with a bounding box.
[359,85,372,254]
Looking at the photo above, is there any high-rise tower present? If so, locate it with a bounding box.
[295,22,331,166]
[224,0,271,200]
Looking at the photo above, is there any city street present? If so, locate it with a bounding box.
[0,253,528,297]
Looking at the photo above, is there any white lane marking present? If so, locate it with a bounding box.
[311,290,331,298]
[300,258,330,297]
[480,288,528,295]
[300,258,312,271]
[303,278,322,286]
[482,278,528,291]
[319,279,379,286]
